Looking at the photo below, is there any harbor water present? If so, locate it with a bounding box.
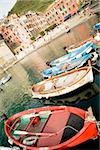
[0,19,99,149]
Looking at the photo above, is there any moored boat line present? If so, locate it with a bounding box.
[41,40,98,78]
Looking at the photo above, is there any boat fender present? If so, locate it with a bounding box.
[32,116,40,125]
[91,52,98,62]
[8,138,13,145]
[23,136,37,145]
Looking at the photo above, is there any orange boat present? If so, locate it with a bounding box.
[5,106,99,150]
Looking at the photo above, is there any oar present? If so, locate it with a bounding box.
[14,125,79,137]
[18,107,66,119]
[13,130,54,137]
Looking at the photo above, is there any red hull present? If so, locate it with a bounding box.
[5,106,98,150]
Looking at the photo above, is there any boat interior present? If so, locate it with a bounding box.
[8,110,84,147]
[32,69,88,94]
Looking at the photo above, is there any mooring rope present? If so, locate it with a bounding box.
[92,66,100,73]
[96,121,100,136]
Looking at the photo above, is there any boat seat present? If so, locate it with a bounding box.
[61,113,84,143]
[12,117,32,140]
[21,114,50,146]
[37,110,70,147]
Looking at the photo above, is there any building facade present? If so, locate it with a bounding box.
[0,14,32,54]
[25,11,48,36]
[45,0,79,25]
[0,39,15,67]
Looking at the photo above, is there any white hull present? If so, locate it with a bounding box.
[32,66,93,99]
[0,73,12,85]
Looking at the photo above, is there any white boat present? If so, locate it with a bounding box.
[32,61,93,99]
[0,73,12,85]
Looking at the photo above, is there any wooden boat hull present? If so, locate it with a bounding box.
[50,41,96,67]
[41,54,92,78]
[32,66,93,99]
[5,106,98,150]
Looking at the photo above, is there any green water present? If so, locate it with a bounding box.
[0,21,99,149]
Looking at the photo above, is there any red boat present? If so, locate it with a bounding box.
[5,106,99,150]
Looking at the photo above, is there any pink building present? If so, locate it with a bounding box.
[67,0,79,15]
[45,0,79,25]
[0,14,32,54]
[0,24,21,52]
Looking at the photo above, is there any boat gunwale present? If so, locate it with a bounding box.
[42,53,92,78]
[4,106,98,150]
[32,66,92,95]
[50,41,93,66]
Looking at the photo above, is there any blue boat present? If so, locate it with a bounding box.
[50,41,96,67]
[41,53,92,78]
[94,23,100,30]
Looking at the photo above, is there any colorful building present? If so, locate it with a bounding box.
[25,11,48,36]
[0,14,32,54]
[45,0,79,25]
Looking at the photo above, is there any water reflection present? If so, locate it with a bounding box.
[39,83,99,106]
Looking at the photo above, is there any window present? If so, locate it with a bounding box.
[56,12,58,15]
[20,48,23,51]
[62,5,65,9]
[73,5,75,8]
[65,11,67,14]
[60,8,62,11]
